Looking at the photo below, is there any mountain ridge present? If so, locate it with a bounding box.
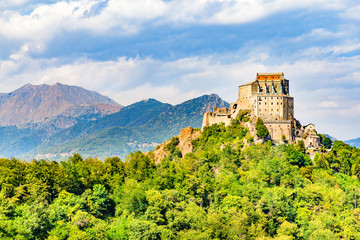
[0,84,229,160]
[345,137,360,148]
[25,94,229,160]
[0,82,121,127]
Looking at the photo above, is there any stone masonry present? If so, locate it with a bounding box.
[202,73,320,148]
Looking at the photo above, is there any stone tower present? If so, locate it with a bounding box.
[202,73,320,148]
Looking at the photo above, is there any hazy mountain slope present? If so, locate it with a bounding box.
[29,94,229,160]
[36,98,172,147]
[345,137,360,148]
[0,83,122,158]
[0,83,121,127]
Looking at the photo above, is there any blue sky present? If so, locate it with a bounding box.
[0,0,360,140]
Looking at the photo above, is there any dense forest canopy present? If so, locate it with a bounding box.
[0,116,360,239]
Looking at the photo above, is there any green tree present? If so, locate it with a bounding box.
[125,151,155,181]
[296,140,306,154]
[82,184,114,218]
[20,202,52,239]
[322,137,332,149]
[255,118,269,139]
[114,179,147,216]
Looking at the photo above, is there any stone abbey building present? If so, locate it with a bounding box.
[202,73,320,148]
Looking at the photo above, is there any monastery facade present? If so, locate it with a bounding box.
[202,73,320,148]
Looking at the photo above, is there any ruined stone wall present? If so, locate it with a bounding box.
[265,121,292,141]
[213,107,229,115]
[202,112,232,128]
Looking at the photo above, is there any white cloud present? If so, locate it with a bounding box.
[0,0,34,9]
[1,33,360,140]
[343,4,360,20]
[318,101,338,108]
[292,28,349,43]
[0,0,167,51]
[0,0,354,51]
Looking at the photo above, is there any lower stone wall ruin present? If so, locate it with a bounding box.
[265,121,292,141]
[202,112,232,128]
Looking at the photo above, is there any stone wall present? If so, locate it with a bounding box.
[265,121,292,141]
[202,112,232,128]
[202,72,319,149]
[254,95,294,121]
[238,84,253,110]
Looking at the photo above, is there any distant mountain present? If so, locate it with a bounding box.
[345,137,360,148]
[0,83,122,158]
[324,134,337,142]
[0,83,121,128]
[24,94,229,160]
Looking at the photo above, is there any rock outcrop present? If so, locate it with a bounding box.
[178,127,201,156]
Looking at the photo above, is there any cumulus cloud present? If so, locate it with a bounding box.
[318,101,338,108]
[343,4,360,20]
[0,0,354,51]
[0,0,35,9]
[0,0,360,140]
[1,46,360,140]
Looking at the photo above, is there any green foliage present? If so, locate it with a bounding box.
[19,95,230,161]
[296,140,306,154]
[125,151,155,181]
[323,137,332,149]
[255,118,269,138]
[1,128,360,239]
[165,137,182,158]
[82,184,114,218]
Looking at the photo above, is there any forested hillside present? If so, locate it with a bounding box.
[0,92,228,159]
[28,94,229,160]
[1,115,360,239]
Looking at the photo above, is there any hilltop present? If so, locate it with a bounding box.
[0,112,359,239]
